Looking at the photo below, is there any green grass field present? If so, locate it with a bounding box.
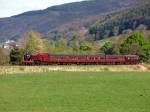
[0,72,150,112]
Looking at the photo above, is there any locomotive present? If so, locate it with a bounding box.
[21,53,139,65]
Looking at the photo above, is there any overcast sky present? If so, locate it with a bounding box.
[0,0,84,18]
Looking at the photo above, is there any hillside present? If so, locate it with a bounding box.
[0,0,140,41]
[89,1,150,40]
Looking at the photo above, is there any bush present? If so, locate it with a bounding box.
[120,32,150,63]
[10,48,25,65]
[0,48,10,65]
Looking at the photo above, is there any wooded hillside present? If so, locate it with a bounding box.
[89,1,150,40]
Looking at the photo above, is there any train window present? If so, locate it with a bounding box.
[101,57,104,59]
[78,57,81,59]
[73,57,77,60]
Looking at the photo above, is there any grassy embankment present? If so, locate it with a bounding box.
[0,64,150,74]
[0,72,150,112]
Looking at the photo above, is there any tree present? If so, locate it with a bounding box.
[100,42,112,54]
[125,32,147,46]
[69,33,80,53]
[55,38,67,54]
[112,26,119,36]
[79,41,93,54]
[111,44,120,55]
[141,43,150,62]
[120,32,150,62]
[18,30,46,53]
[92,41,101,54]
[89,3,150,40]
[10,48,25,65]
[44,41,56,53]
[120,43,144,56]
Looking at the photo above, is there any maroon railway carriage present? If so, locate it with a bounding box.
[22,53,139,65]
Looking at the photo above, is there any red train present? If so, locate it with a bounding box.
[21,53,139,65]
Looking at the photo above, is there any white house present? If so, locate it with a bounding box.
[3,40,16,49]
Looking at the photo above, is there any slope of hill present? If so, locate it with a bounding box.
[0,0,140,41]
[89,1,150,40]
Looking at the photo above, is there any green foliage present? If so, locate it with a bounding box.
[44,39,101,54]
[18,30,46,53]
[100,42,111,54]
[10,48,25,65]
[55,38,68,53]
[138,44,150,63]
[79,41,93,54]
[125,32,147,45]
[100,32,150,63]
[89,2,150,40]
[120,32,150,62]
[44,41,56,53]
[69,34,80,53]
[44,38,74,54]
[111,44,121,55]
[120,43,142,55]
[100,42,120,54]
[92,41,101,54]
[47,31,65,41]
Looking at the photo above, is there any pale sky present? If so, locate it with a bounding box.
[0,0,84,18]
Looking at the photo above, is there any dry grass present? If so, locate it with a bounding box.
[0,64,150,74]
